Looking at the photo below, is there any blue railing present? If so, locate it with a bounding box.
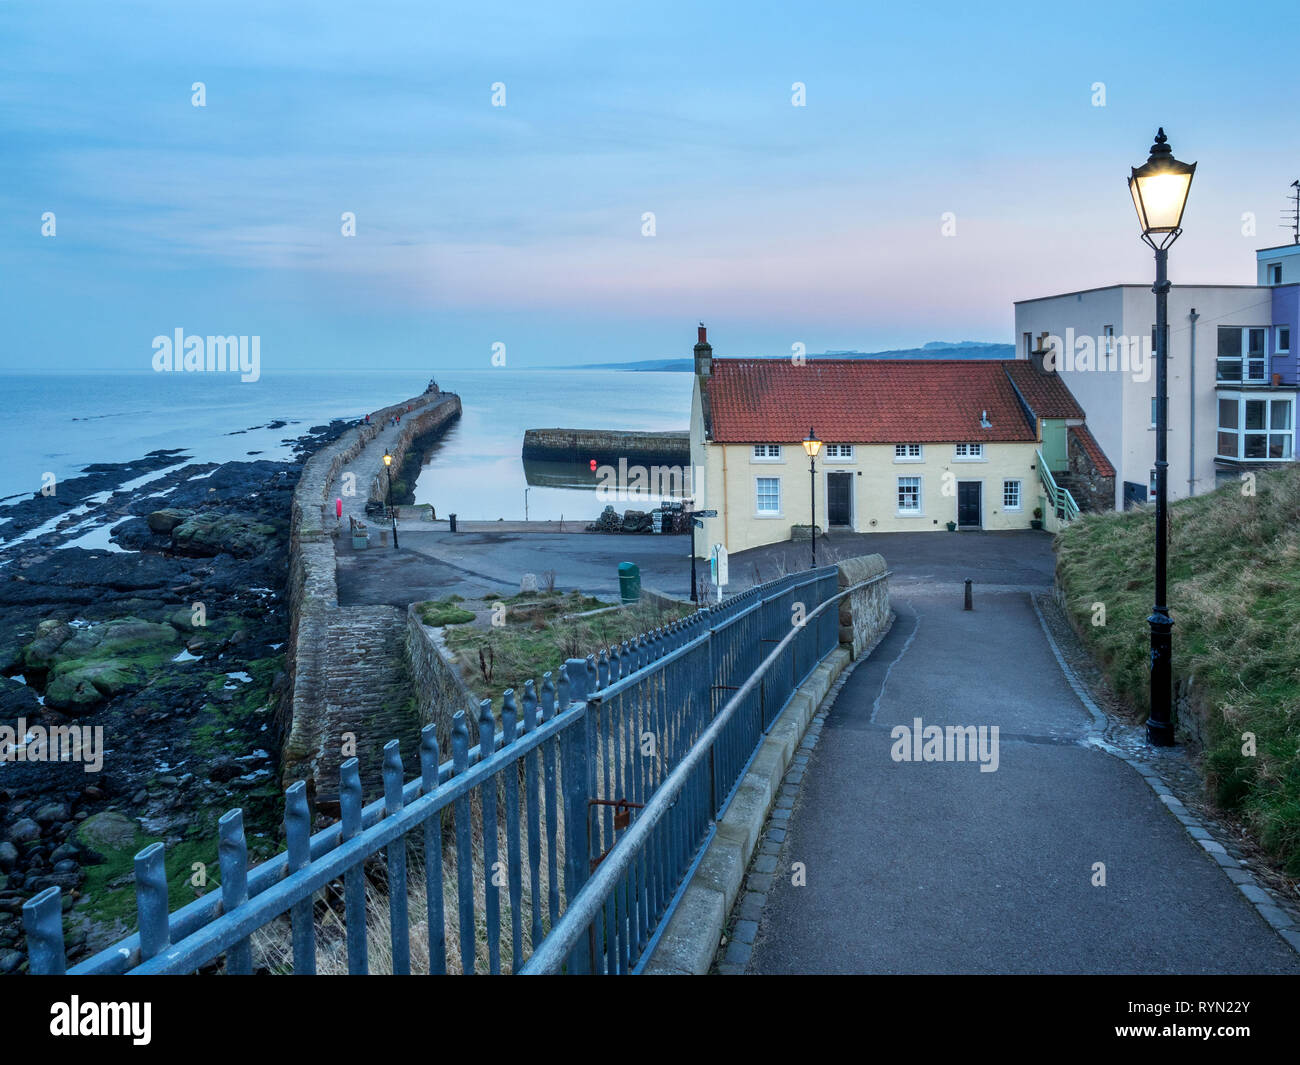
[1036,447,1080,522]
[22,566,843,976]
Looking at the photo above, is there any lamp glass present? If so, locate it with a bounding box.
[383,452,393,467]
[802,432,822,458]
[1131,170,1193,234]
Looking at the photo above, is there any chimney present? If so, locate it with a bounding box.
[1029,331,1051,373]
[694,322,712,378]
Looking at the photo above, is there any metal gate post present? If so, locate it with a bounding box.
[561,657,595,973]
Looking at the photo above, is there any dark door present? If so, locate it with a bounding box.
[957,481,981,528]
[1122,481,1148,510]
[826,472,852,526]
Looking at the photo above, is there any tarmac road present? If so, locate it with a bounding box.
[747,591,1300,974]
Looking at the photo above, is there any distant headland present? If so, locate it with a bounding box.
[564,340,1015,372]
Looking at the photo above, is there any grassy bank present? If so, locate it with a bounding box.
[1055,466,1300,873]
[441,591,693,704]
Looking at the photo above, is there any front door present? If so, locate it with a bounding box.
[957,481,981,529]
[826,472,852,527]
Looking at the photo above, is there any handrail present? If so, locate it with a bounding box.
[1036,448,1079,523]
[520,570,890,974]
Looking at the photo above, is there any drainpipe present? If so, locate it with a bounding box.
[1188,308,1198,497]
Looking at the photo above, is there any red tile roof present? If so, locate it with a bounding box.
[706,358,1038,444]
[1003,361,1085,419]
[1069,424,1116,477]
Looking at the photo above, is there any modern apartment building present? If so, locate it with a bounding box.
[1012,246,1299,508]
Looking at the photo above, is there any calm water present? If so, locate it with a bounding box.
[2,370,692,523]
[413,370,692,521]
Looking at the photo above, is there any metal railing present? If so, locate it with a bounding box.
[522,568,886,974]
[22,566,846,976]
[1036,448,1080,523]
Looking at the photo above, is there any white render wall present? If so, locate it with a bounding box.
[1014,284,1275,507]
[1257,245,1300,285]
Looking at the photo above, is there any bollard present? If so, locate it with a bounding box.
[964,578,973,611]
[449,512,457,533]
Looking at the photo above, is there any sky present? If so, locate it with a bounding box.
[2,0,1298,372]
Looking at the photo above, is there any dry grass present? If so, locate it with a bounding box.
[252,769,570,974]
[445,594,692,703]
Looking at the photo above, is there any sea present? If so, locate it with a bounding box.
[1,370,694,527]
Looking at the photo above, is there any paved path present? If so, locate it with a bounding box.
[748,590,1300,974]
[333,415,407,534]
[335,526,1056,609]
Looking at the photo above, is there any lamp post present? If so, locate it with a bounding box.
[689,512,698,604]
[802,427,822,569]
[383,450,399,550]
[1129,127,1195,747]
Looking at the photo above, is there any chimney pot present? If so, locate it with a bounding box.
[694,323,713,378]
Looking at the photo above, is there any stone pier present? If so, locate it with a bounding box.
[281,391,462,802]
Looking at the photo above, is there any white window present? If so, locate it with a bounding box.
[893,443,922,461]
[1003,480,1022,510]
[1216,327,1268,383]
[1277,326,1291,355]
[752,444,782,461]
[1217,394,1294,460]
[953,443,985,460]
[897,476,921,514]
[755,477,781,513]
[1150,397,1167,429]
[824,444,854,460]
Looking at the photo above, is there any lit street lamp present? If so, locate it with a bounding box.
[802,427,822,568]
[383,450,399,550]
[1129,127,1195,747]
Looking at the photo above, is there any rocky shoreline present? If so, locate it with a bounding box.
[0,419,353,973]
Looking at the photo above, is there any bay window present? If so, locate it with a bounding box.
[1217,393,1294,461]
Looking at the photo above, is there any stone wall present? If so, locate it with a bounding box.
[836,553,890,658]
[1065,431,1116,514]
[521,427,690,467]
[404,606,479,759]
[281,392,461,800]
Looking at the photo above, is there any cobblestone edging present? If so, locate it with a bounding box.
[1029,595,1300,956]
[281,393,461,798]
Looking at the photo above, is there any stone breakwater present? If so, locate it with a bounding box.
[521,428,690,468]
[281,393,461,803]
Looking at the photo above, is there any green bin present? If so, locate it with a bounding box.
[618,561,641,604]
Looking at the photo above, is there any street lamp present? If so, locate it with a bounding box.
[801,426,822,568]
[1129,127,1195,747]
[383,450,399,550]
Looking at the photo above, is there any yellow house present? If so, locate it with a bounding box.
[687,326,1112,557]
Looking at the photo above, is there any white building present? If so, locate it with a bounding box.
[1012,246,1299,509]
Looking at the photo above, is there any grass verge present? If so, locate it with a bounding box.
[1055,465,1300,874]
